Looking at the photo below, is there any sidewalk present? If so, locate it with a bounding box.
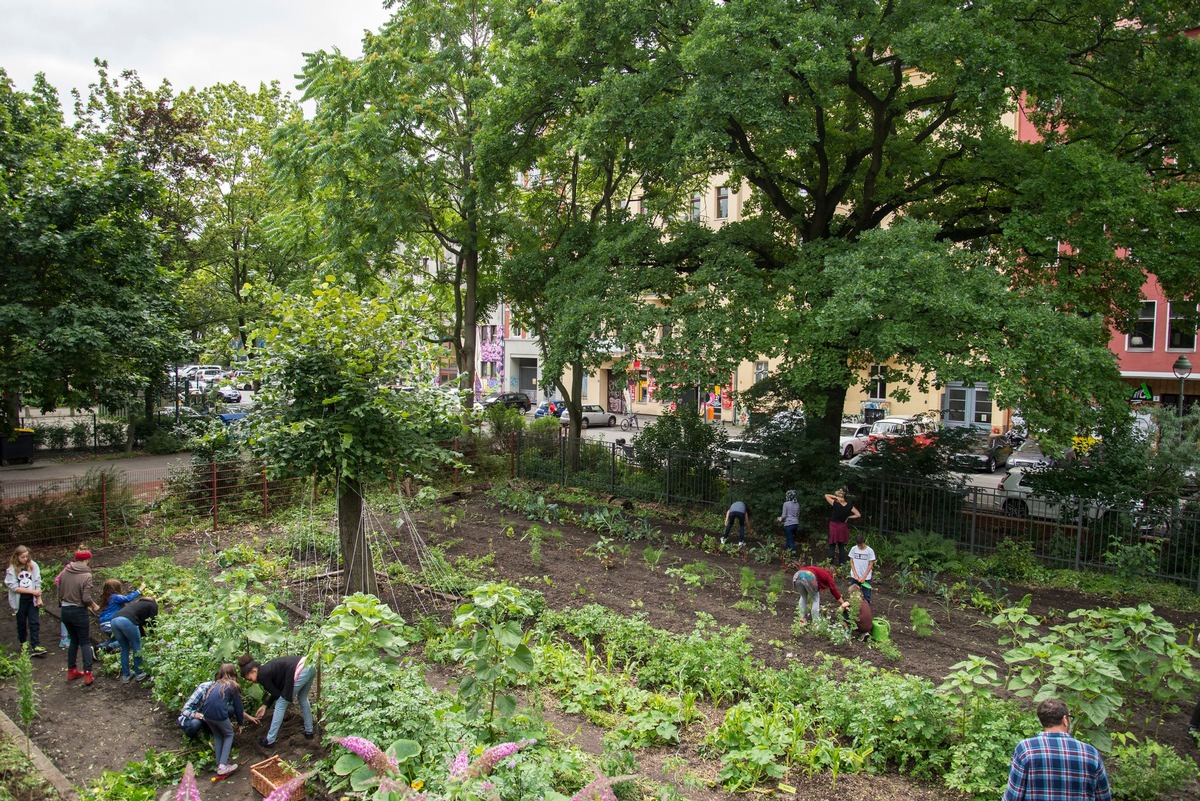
[0,451,193,484]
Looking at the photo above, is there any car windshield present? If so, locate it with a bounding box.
[1015,439,1045,456]
[872,422,901,435]
[840,425,859,437]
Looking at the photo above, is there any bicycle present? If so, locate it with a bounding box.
[620,412,640,431]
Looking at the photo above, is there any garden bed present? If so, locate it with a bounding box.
[0,484,1197,799]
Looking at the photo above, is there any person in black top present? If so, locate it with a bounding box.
[239,653,316,746]
[110,597,158,683]
[823,488,861,566]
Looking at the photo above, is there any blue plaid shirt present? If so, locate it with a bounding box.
[1003,732,1112,801]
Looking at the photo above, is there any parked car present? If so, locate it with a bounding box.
[839,423,872,459]
[866,414,939,450]
[717,438,768,470]
[993,467,1109,520]
[215,385,242,404]
[560,404,617,428]
[534,399,565,418]
[1008,437,1073,470]
[216,403,253,427]
[947,429,1014,473]
[481,392,531,412]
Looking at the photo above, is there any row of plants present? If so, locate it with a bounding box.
[18,419,128,452]
[531,602,1198,799]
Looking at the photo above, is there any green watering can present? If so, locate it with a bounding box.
[871,618,891,642]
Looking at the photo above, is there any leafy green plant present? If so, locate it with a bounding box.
[642,545,665,571]
[1109,737,1200,801]
[452,583,537,740]
[1104,540,1161,581]
[910,604,936,636]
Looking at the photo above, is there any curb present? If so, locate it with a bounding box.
[0,704,79,800]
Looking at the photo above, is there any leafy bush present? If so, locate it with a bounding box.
[484,404,527,452]
[874,530,965,573]
[70,420,91,450]
[981,538,1043,581]
[41,426,68,450]
[529,415,561,435]
[145,430,183,454]
[1109,738,1199,801]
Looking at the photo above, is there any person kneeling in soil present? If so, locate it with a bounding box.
[239,653,316,746]
[179,664,239,740]
[843,584,873,642]
[792,564,849,624]
[203,662,258,776]
[96,579,142,652]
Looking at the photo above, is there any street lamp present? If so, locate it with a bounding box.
[1172,355,1192,417]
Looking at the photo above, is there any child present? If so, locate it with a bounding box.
[202,662,257,776]
[110,597,158,683]
[240,654,316,746]
[179,664,240,740]
[58,548,100,685]
[4,546,46,657]
[777,490,800,554]
[847,532,877,604]
[97,579,142,651]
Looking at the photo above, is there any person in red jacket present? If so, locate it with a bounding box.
[792,564,850,624]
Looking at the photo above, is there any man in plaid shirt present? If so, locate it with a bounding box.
[1004,698,1112,801]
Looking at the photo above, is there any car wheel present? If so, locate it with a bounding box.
[843,444,855,459]
[580,418,589,429]
[1004,499,1029,518]
[984,457,995,473]
[608,416,616,427]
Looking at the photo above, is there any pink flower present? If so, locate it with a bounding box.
[449,747,471,777]
[570,777,618,801]
[335,736,399,775]
[175,763,201,801]
[264,773,308,801]
[468,738,533,777]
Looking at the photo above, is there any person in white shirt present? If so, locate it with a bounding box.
[847,533,876,603]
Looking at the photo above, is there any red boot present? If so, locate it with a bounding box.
[67,668,85,681]
[83,671,94,686]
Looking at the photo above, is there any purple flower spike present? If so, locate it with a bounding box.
[469,738,533,777]
[264,773,308,801]
[336,736,399,775]
[175,763,201,801]
[570,777,619,801]
[450,747,471,777]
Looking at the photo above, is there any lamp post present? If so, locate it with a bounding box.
[1172,355,1192,417]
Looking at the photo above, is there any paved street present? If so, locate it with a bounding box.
[0,451,193,484]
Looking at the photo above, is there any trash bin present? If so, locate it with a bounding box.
[0,428,35,465]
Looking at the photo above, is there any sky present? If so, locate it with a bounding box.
[0,0,395,107]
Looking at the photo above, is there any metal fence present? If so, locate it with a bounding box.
[514,432,1200,589]
[514,432,731,506]
[0,460,310,549]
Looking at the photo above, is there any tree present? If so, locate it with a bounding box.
[517,0,1200,459]
[487,0,687,456]
[246,277,460,595]
[187,82,309,356]
[278,0,514,408]
[0,71,168,432]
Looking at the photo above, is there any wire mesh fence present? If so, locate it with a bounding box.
[0,460,311,549]
[515,432,1200,589]
[515,432,730,506]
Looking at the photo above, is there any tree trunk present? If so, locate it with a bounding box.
[812,381,850,473]
[561,357,585,471]
[338,475,377,597]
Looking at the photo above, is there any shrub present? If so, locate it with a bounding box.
[529,415,561,435]
[70,420,91,450]
[42,425,69,451]
[1109,738,1199,801]
[484,405,526,452]
[982,538,1043,581]
[145,430,183,454]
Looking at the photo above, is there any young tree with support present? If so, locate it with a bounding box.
[246,277,461,596]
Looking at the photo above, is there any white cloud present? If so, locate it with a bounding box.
[0,0,393,102]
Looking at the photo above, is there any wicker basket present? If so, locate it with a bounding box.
[250,755,305,799]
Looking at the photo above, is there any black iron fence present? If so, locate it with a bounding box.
[514,432,1200,589]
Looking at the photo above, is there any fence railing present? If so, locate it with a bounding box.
[0,460,310,549]
[514,433,1200,589]
[514,432,731,506]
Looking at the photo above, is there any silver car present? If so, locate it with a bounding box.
[1008,438,1073,470]
[559,404,617,428]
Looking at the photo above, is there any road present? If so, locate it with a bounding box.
[0,452,194,484]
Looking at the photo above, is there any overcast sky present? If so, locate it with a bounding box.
[1,0,394,107]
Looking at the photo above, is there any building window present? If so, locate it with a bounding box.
[690,194,702,221]
[1129,301,1155,350]
[868,365,887,400]
[1168,302,1197,351]
[716,186,729,219]
[754,361,769,383]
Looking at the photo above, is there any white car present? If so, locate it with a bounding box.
[839,423,872,459]
[993,467,1107,521]
[559,404,617,428]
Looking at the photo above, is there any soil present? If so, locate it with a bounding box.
[1,483,1198,800]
